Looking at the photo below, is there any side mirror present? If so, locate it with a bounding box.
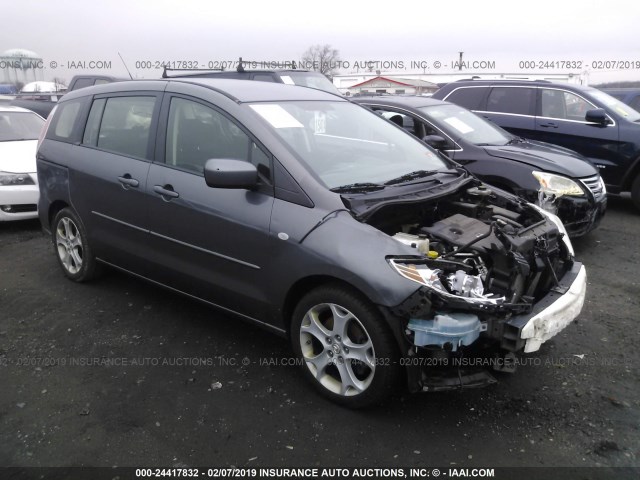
[423,135,448,150]
[585,108,609,126]
[204,159,258,189]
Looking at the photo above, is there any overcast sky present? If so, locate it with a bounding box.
[2,0,639,84]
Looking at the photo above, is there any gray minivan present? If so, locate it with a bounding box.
[37,79,586,407]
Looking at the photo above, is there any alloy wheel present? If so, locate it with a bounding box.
[299,303,376,396]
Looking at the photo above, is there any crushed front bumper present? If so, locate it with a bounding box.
[387,261,587,393]
[504,261,586,353]
[558,195,606,238]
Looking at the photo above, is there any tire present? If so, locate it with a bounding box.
[52,208,101,282]
[632,174,640,211]
[291,284,401,408]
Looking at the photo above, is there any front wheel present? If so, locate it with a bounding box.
[291,284,401,408]
[52,208,101,282]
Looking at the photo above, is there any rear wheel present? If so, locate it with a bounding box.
[52,208,101,282]
[631,174,640,211]
[291,284,401,408]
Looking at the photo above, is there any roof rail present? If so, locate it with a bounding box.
[236,57,298,72]
[162,66,224,78]
[161,57,300,78]
[455,78,552,83]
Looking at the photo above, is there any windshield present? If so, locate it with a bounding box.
[420,104,512,146]
[0,111,45,141]
[589,89,640,122]
[249,101,448,189]
[281,72,342,95]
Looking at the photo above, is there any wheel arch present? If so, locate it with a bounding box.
[621,154,640,192]
[282,275,364,337]
[281,275,405,339]
[48,200,70,230]
[281,275,410,361]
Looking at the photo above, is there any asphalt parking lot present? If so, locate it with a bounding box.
[0,198,638,474]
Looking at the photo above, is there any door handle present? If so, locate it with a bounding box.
[539,122,558,128]
[153,184,179,200]
[117,174,139,188]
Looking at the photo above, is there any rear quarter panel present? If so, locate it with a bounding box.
[37,142,72,233]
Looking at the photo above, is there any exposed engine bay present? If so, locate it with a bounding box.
[370,184,571,307]
[363,183,576,372]
[337,176,586,391]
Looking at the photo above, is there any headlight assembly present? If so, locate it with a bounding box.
[530,204,575,257]
[532,171,584,197]
[0,172,35,186]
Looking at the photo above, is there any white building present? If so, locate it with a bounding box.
[345,76,439,96]
[1,49,44,86]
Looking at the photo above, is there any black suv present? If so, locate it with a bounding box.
[433,80,640,209]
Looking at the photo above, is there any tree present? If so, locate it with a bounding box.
[53,77,68,91]
[300,44,341,79]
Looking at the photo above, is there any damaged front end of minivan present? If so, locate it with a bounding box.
[341,176,587,393]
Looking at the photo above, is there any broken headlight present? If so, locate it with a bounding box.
[532,171,584,197]
[388,258,505,306]
[530,204,574,257]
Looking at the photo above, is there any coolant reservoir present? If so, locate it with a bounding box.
[408,313,484,351]
[392,232,430,255]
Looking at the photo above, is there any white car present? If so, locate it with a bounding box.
[0,106,45,221]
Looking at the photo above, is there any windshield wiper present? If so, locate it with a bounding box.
[330,182,386,193]
[384,169,444,186]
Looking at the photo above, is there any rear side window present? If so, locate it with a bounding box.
[445,87,489,110]
[487,87,535,115]
[82,98,106,145]
[45,98,85,143]
[86,96,156,159]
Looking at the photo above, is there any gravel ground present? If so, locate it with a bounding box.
[0,198,638,475]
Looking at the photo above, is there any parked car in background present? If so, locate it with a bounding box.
[0,84,18,94]
[8,75,123,119]
[433,80,640,210]
[10,94,60,119]
[353,96,606,237]
[0,106,44,221]
[600,88,640,112]
[37,79,586,407]
[66,74,122,92]
[162,58,341,95]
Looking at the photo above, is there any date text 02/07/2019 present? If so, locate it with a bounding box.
[518,60,640,70]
